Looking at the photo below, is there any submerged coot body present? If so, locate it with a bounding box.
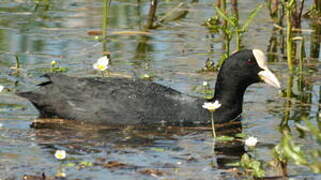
[17,49,280,126]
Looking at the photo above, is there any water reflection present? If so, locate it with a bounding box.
[310,19,321,59]
[215,119,245,169]
[30,118,246,171]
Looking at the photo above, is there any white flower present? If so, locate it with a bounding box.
[202,100,221,112]
[143,74,150,78]
[245,136,258,147]
[0,85,4,92]
[93,56,109,71]
[202,81,208,86]
[51,60,57,66]
[54,150,66,160]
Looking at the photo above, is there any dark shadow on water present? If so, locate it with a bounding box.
[215,117,245,169]
[31,117,245,169]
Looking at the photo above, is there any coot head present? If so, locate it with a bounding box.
[217,49,280,89]
[212,49,280,123]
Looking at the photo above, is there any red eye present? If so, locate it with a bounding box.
[246,59,255,64]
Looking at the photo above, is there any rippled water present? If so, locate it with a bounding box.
[0,0,320,179]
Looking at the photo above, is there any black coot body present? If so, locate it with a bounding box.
[17,49,280,126]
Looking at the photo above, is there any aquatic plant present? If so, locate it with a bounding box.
[198,58,216,72]
[93,56,110,76]
[273,112,321,175]
[202,101,221,112]
[277,133,321,173]
[50,61,68,73]
[245,136,258,147]
[232,153,265,178]
[191,81,213,99]
[55,150,67,160]
[141,73,155,80]
[146,0,158,29]
[0,85,4,92]
[293,36,305,73]
[284,0,295,72]
[93,56,109,71]
[205,3,262,70]
[216,4,262,51]
[202,100,221,138]
[10,56,21,75]
[102,0,112,57]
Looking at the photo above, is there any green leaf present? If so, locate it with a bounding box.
[215,6,236,26]
[235,133,247,138]
[225,161,241,167]
[216,135,235,142]
[64,162,76,167]
[239,153,265,177]
[302,119,321,143]
[80,161,93,167]
[150,147,166,152]
[241,3,263,32]
[281,134,308,165]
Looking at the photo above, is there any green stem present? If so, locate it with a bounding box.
[146,0,158,29]
[226,36,230,56]
[211,112,216,138]
[286,1,294,72]
[299,38,304,74]
[315,0,321,12]
[102,0,111,56]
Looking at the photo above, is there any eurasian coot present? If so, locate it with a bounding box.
[17,49,280,126]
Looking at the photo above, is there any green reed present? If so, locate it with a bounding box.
[146,0,158,29]
[275,121,321,174]
[283,0,295,72]
[102,0,111,57]
[316,0,321,11]
[205,2,262,69]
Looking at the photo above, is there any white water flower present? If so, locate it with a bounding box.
[51,60,57,66]
[54,150,66,160]
[93,56,109,71]
[0,85,4,92]
[202,81,208,86]
[245,136,258,147]
[202,100,221,112]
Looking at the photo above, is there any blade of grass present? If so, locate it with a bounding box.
[241,3,263,32]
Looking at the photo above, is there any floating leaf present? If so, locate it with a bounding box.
[235,133,247,138]
[79,161,93,167]
[225,161,241,167]
[216,135,235,142]
[150,147,166,152]
[64,162,76,167]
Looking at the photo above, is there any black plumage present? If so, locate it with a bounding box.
[17,49,280,126]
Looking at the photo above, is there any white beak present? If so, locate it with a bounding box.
[258,69,281,89]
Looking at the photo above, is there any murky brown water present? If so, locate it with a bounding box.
[0,0,321,179]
